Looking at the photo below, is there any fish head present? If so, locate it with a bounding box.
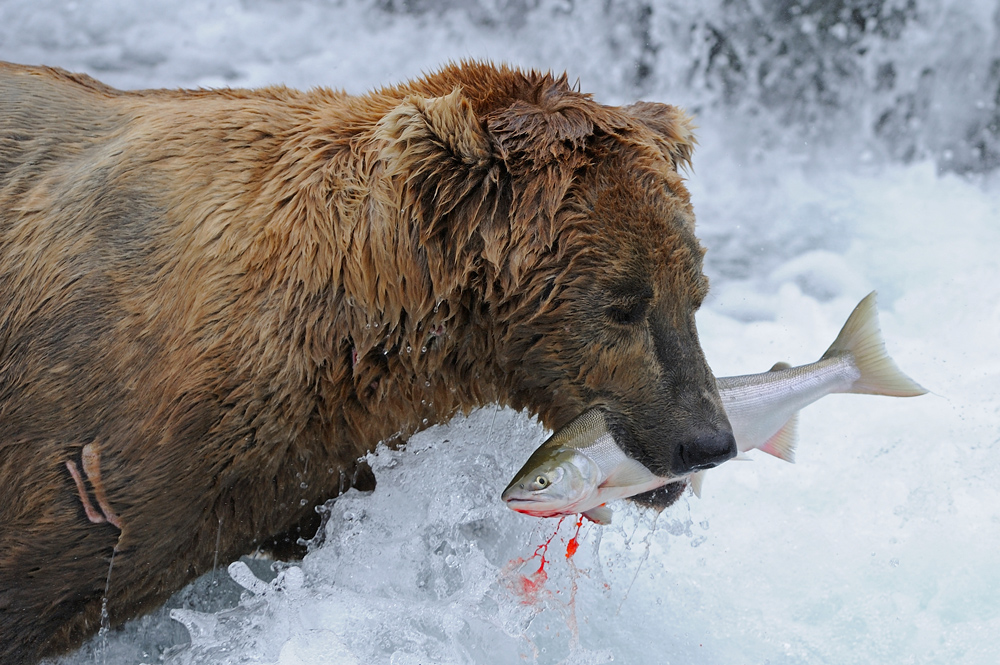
[501,448,600,517]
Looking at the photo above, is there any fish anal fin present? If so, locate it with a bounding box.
[759,413,798,463]
[689,471,705,498]
[582,505,613,525]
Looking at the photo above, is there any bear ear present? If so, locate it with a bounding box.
[485,96,594,171]
[375,88,493,170]
[624,101,697,172]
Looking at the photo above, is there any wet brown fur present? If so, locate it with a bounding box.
[0,60,722,662]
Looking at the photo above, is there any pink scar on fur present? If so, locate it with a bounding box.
[66,443,122,529]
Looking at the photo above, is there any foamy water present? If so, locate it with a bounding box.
[3,1,996,663]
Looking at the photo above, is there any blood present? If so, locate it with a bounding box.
[565,515,584,559]
[507,517,566,604]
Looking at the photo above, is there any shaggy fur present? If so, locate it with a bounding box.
[0,60,733,662]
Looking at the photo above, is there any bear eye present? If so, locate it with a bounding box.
[606,295,651,325]
[604,282,653,326]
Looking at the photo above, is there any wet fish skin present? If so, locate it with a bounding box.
[502,291,926,521]
[500,409,673,524]
[688,290,928,495]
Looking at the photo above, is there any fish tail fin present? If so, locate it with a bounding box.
[821,291,927,397]
[759,413,798,462]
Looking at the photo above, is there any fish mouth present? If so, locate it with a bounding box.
[500,489,548,505]
[503,497,563,516]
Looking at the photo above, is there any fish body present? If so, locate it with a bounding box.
[500,409,673,524]
[502,291,927,520]
[718,291,926,461]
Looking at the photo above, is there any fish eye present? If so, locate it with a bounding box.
[535,475,549,487]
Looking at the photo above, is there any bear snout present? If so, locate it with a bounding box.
[670,429,737,475]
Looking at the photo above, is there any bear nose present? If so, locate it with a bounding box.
[671,431,737,474]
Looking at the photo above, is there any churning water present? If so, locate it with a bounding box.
[3,1,997,663]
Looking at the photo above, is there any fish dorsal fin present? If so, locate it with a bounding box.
[821,291,927,397]
[769,361,792,371]
[759,413,798,462]
[600,457,657,488]
[583,505,613,525]
[690,471,705,498]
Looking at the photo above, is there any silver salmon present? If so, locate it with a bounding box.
[502,291,926,522]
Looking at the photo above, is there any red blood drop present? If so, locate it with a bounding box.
[565,515,584,558]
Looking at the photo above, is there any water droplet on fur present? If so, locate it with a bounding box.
[422,418,428,425]
[300,499,308,506]
[374,322,379,328]
[300,482,308,489]
[406,345,412,353]
[421,346,427,353]
[424,381,430,387]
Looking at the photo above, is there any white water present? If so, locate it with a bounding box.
[2,1,997,663]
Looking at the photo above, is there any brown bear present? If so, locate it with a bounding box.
[0,60,735,663]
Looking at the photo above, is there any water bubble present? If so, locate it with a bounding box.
[890,558,900,568]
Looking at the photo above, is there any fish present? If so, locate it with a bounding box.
[500,408,678,525]
[502,291,927,522]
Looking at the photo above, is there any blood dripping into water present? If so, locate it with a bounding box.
[565,515,584,558]
[510,516,563,602]
[507,515,587,604]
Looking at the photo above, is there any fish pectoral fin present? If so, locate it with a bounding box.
[600,458,656,489]
[690,471,705,498]
[759,413,798,463]
[582,505,613,525]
